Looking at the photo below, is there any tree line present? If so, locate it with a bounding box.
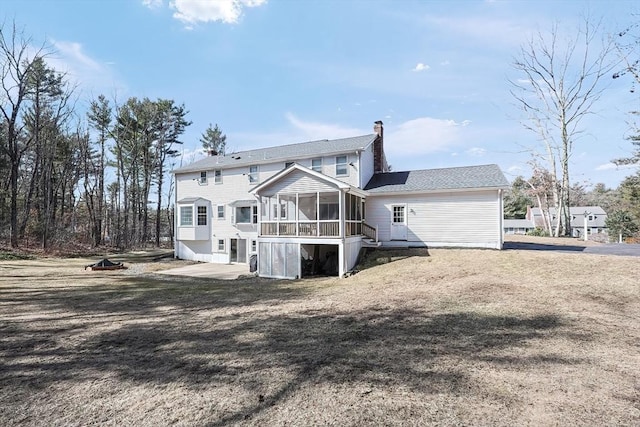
[2,16,640,250]
[0,23,220,250]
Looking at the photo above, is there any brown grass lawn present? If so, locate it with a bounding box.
[1,242,639,426]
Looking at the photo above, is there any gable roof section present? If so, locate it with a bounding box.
[364,164,509,194]
[173,134,377,174]
[249,163,367,197]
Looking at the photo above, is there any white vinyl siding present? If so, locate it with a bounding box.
[359,143,375,188]
[365,191,502,249]
[258,169,338,196]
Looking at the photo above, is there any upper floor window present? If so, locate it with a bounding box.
[217,205,225,220]
[249,165,259,183]
[312,158,322,173]
[588,215,594,221]
[179,206,193,226]
[336,156,348,176]
[197,206,207,226]
[199,171,207,184]
[214,169,222,184]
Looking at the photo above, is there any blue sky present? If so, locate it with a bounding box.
[3,0,640,188]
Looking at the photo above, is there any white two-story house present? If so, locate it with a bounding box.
[173,121,509,279]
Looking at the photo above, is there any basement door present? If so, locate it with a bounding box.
[390,204,408,240]
[230,239,247,263]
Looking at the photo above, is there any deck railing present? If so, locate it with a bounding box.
[259,220,376,239]
[261,221,340,237]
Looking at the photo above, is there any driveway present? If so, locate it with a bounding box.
[157,262,250,279]
[504,241,640,257]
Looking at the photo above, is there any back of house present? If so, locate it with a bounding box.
[173,121,509,279]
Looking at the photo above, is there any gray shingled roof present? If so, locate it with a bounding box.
[173,133,377,174]
[364,164,509,193]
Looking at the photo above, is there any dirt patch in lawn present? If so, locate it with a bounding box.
[0,244,638,426]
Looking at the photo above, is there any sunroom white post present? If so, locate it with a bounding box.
[316,191,320,237]
[276,194,280,236]
[339,190,344,238]
[296,193,299,236]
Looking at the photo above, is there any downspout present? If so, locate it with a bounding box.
[174,172,178,259]
[498,189,504,249]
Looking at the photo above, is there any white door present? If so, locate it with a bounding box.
[390,204,408,240]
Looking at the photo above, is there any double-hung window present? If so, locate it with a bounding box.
[217,239,225,252]
[336,156,348,176]
[180,206,193,226]
[199,171,207,184]
[214,169,222,184]
[217,205,225,220]
[248,165,259,183]
[312,158,322,173]
[197,206,207,226]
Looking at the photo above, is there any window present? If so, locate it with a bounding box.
[179,206,193,226]
[248,165,259,183]
[588,215,594,221]
[251,240,257,253]
[214,169,222,184]
[217,205,225,220]
[336,155,348,176]
[197,206,207,226]
[393,206,405,223]
[285,162,294,168]
[217,239,225,252]
[234,205,258,224]
[311,158,322,173]
[236,206,252,223]
[199,171,207,184]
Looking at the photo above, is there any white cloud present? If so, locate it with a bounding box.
[424,14,529,47]
[466,147,486,157]
[142,0,163,9]
[507,165,523,173]
[595,162,638,171]
[51,40,102,71]
[386,117,469,157]
[226,113,368,152]
[412,63,430,72]
[284,112,365,140]
[169,0,266,25]
[48,40,125,94]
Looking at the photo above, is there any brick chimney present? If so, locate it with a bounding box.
[373,120,384,173]
[207,149,218,156]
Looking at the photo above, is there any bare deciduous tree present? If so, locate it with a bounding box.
[0,22,48,247]
[510,18,616,236]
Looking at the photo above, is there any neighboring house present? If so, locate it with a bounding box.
[526,206,608,237]
[173,121,509,279]
[503,219,535,235]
